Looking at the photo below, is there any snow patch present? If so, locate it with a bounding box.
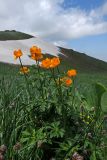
[0,37,62,65]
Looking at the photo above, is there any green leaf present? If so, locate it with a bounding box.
[101,91,107,113]
[90,151,97,160]
[49,122,65,138]
[95,83,106,106]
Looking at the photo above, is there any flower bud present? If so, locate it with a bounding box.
[13,142,21,151]
[72,152,84,160]
[37,140,43,148]
[0,153,4,160]
[0,145,7,154]
[87,133,92,139]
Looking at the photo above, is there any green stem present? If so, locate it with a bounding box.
[50,68,67,129]
[36,60,44,99]
[19,57,30,97]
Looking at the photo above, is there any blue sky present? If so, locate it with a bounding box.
[0,0,107,61]
[62,0,105,10]
[61,0,107,61]
[69,33,107,60]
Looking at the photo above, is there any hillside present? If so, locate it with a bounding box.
[0,30,33,40]
[59,47,107,73]
[0,30,107,73]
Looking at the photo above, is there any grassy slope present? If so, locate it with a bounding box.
[0,30,107,73]
[59,47,107,73]
[0,30,107,88]
[0,30,33,40]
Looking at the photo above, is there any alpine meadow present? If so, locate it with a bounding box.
[0,30,107,160]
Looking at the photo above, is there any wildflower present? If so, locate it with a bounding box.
[65,78,72,86]
[30,46,43,60]
[90,107,95,112]
[0,145,7,154]
[0,153,4,160]
[104,115,107,120]
[14,49,23,59]
[100,142,105,148]
[72,152,84,160]
[50,57,60,68]
[75,121,79,126]
[101,130,106,135]
[83,150,88,156]
[41,58,51,69]
[13,142,21,151]
[41,57,60,69]
[85,121,89,124]
[30,46,41,54]
[87,133,92,139]
[37,140,43,148]
[67,69,77,77]
[57,77,72,86]
[20,67,29,74]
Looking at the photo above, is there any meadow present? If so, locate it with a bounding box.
[0,46,107,160]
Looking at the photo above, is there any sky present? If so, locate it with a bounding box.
[0,0,107,61]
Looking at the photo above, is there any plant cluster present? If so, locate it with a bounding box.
[0,46,107,160]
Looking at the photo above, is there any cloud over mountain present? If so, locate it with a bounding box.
[0,0,107,43]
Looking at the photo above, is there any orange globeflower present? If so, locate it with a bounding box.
[41,58,51,69]
[14,49,23,59]
[67,69,77,77]
[30,46,43,60]
[20,67,29,74]
[41,57,60,69]
[31,53,43,61]
[65,78,72,86]
[30,46,41,54]
[50,57,60,68]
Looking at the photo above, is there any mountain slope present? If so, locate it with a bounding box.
[59,47,107,72]
[0,30,107,73]
[0,30,33,40]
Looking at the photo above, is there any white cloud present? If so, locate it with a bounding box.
[0,0,107,43]
[90,1,107,17]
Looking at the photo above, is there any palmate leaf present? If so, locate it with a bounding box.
[49,121,65,138]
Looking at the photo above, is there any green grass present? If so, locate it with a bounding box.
[0,31,107,159]
[0,63,107,160]
[0,62,107,112]
[1,62,107,114]
[0,61,107,86]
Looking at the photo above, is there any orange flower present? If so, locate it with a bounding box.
[20,67,29,74]
[50,57,60,68]
[30,46,43,60]
[57,77,73,86]
[30,46,41,54]
[31,54,43,60]
[14,49,23,59]
[67,69,77,77]
[65,78,72,86]
[41,58,51,69]
[41,57,60,69]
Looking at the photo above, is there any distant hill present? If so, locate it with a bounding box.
[0,30,107,73]
[59,47,107,73]
[0,30,33,40]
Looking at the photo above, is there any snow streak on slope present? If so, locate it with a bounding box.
[0,37,61,65]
